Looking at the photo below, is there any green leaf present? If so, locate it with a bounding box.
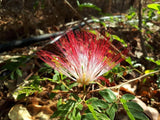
[71,93,80,101]
[130,109,149,120]
[49,93,56,99]
[125,57,132,65]
[126,101,143,112]
[71,111,81,120]
[76,112,82,120]
[10,72,15,80]
[69,83,78,89]
[96,113,110,120]
[145,70,155,76]
[87,104,98,120]
[77,2,102,12]
[17,93,26,100]
[99,89,116,103]
[86,98,109,113]
[92,99,109,109]
[52,99,77,119]
[145,69,155,74]
[16,68,22,77]
[120,98,135,120]
[89,30,98,35]
[86,97,99,103]
[29,75,40,80]
[39,63,53,73]
[60,84,66,90]
[111,35,127,47]
[121,94,135,101]
[52,70,60,81]
[77,103,83,110]
[2,56,26,69]
[59,99,76,110]
[106,103,118,120]
[127,11,136,20]
[155,60,160,65]
[82,113,94,120]
[50,110,67,118]
[147,3,160,11]
[69,108,77,120]
[57,99,62,108]
[145,57,160,65]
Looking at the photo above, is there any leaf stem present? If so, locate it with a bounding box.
[83,84,86,92]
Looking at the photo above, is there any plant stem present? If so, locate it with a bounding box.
[89,69,160,93]
[138,0,147,57]
[83,84,86,92]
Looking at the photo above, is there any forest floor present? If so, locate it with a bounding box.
[0,0,160,120]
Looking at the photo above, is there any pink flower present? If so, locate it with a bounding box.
[37,30,128,85]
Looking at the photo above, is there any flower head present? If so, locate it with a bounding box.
[37,30,128,85]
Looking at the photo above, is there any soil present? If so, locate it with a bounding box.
[0,0,153,43]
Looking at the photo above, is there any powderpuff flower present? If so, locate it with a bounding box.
[37,30,128,85]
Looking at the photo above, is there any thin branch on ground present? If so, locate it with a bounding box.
[90,69,160,93]
[50,69,160,94]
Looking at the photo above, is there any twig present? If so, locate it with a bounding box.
[51,90,84,94]
[138,0,147,57]
[116,69,160,87]
[24,72,34,81]
[64,0,93,29]
[89,69,160,93]
[50,69,159,94]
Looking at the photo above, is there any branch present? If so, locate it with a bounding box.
[138,0,147,57]
[64,0,93,29]
[116,69,160,88]
[38,70,160,94]
[90,69,160,93]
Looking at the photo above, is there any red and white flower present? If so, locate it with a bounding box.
[37,30,128,85]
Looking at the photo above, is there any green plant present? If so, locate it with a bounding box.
[120,94,149,120]
[13,75,42,100]
[147,3,160,14]
[50,84,149,120]
[76,0,102,13]
[0,56,31,80]
[33,0,45,9]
